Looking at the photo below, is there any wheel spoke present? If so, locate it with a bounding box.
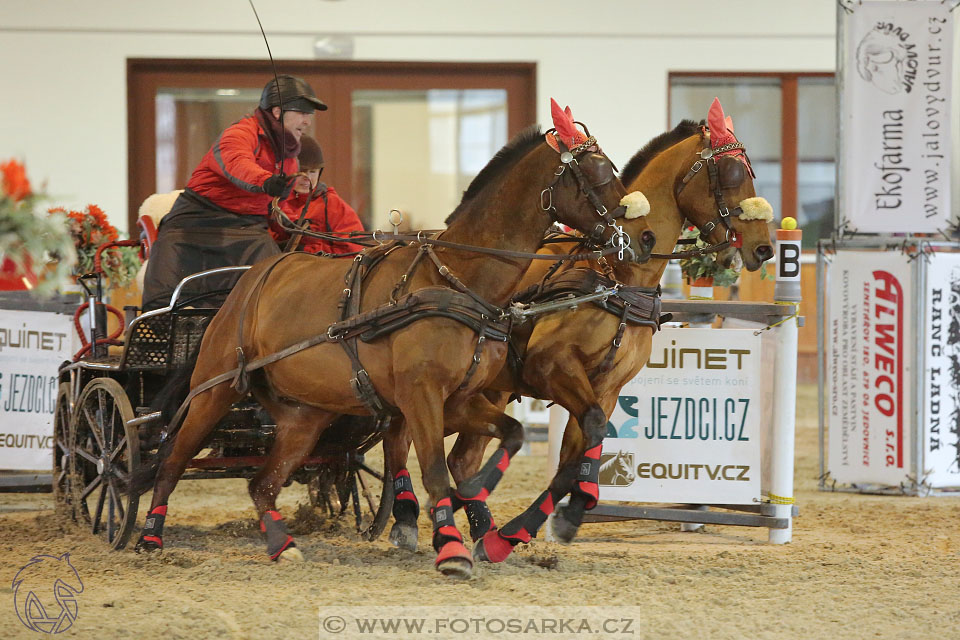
[75,447,99,466]
[356,462,383,481]
[109,435,127,463]
[108,479,125,522]
[81,474,102,500]
[107,484,117,542]
[56,439,69,454]
[357,471,377,513]
[92,484,107,534]
[81,405,105,452]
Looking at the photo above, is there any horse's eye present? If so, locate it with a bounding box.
[581,154,614,187]
[718,156,745,189]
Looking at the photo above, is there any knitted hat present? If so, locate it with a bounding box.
[298,135,324,170]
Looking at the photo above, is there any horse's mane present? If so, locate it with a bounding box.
[445,125,544,225]
[619,119,703,186]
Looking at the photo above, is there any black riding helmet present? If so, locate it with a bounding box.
[259,75,328,113]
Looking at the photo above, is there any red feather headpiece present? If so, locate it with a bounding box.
[546,98,588,152]
[707,97,738,152]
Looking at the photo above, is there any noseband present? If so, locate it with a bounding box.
[541,131,631,259]
[674,129,756,245]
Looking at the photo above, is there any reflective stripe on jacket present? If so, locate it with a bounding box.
[185,115,299,216]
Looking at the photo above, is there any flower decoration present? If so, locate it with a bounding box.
[1,159,32,202]
[677,226,740,287]
[50,204,140,288]
[0,158,75,294]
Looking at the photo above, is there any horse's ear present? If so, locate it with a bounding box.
[725,115,734,133]
[707,97,736,149]
[550,98,583,148]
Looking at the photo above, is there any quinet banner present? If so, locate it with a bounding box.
[599,328,763,505]
[841,1,953,234]
[0,310,74,471]
[827,251,913,487]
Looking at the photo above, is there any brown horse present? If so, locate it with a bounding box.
[383,99,775,564]
[134,103,656,578]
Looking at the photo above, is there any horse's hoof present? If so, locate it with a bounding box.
[388,523,418,552]
[277,546,304,563]
[435,540,472,579]
[472,529,514,564]
[547,509,580,544]
[134,536,162,554]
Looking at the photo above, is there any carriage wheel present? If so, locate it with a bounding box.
[52,383,75,519]
[68,378,141,550]
[306,453,388,536]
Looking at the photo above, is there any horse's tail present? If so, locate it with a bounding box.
[130,365,194,495]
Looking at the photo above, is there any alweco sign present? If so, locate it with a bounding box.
[599,328,762,505]
[841,1,953,233]
[827,250,913,487]
[0,310,74,470]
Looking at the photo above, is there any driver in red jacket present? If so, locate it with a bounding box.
[141,74,326,310]
[272,135,366,255]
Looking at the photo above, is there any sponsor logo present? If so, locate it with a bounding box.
[855,21,918,95]
[12,553,83,634]
[598,452,635,487]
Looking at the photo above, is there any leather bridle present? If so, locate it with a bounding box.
[674,128,756,249]
[541,128,632,260]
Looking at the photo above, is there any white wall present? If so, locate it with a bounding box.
[1,0,842,233]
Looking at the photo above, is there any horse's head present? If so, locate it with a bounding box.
[543,99,655,261]
[674,98,774,272]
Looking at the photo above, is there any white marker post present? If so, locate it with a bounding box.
[767,217,801,544]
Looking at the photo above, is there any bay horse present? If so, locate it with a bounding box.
[134,101,656,578]
[382,98,775,565]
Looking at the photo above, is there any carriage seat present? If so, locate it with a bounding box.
[135,190,182,292]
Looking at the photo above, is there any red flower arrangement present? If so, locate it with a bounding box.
[49,204,140,287]
[1,159,32,202]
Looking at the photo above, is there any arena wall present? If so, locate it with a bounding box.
[0,0,846,234]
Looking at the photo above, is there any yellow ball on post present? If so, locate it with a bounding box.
[780,216,798,230]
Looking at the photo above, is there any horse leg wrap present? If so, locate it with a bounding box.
[135,505,167,552]
[477,488,560,563]
[454,447,511,506]
[462,500,496,542]
[260,510,295,561]
[391,469,420,524]
[430,497,470,570]
[573,445,602,510]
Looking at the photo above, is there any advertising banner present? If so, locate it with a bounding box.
[0,310,74,470]
[599,328,762,505]
[841,1,953,233]
[923,252,960,488]
[827,250,913,486]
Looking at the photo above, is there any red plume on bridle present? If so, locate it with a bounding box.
[707,97,737,151]
[546,98,588,152]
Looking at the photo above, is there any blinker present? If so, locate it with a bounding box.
[718,156,745,189]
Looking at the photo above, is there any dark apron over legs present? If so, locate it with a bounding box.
[141,189,281,311]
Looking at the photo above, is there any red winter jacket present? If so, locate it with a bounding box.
[185,114,298,216]
[273,185,366,254]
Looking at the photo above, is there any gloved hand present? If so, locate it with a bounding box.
[262,174,295,197]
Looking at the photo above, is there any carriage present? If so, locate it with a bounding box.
[52,242,389,550]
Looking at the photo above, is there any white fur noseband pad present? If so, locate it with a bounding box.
[738,197,773,222]
[620,191,651,219]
